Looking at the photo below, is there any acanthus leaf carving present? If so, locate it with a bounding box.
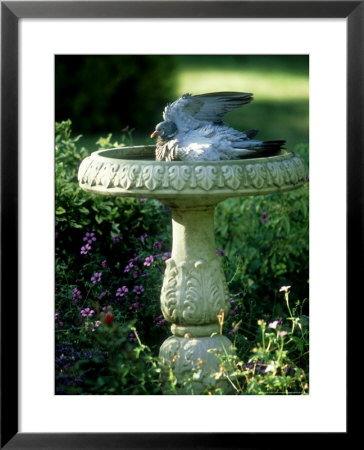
[168,165,191,191]
[160,258,230,329]
[142,165,165,191]
[79,152,307,194]
[222,165,243,190]
[195,166,217,190]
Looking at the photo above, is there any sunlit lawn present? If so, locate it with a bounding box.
[174,56,309,150]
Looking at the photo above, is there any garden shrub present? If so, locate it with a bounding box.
[55,55,177,134]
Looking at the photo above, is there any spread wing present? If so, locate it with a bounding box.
[183,92,253,124]
[163,92,253,132]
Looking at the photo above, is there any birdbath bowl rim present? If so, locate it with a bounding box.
[78,145,307,202]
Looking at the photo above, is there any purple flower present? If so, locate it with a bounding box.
[101,260,107,268]
[83,232,96,245]
[124,262,133,273]
[154,315,166,326]
[132,271,139,279]
[129,301,140,310]
[81,308,95,318]
[72,287,82,303]
[216,248,226,257]
[139,233,148,242]
[139,198,147,203]
[112,235,121,243]
[229,306,239,315]
[133,285,144,295]
[128,332,137,343]
[162,252,171,261]
[153,241,163,251]
[98,290,108,300]
[116,286,129,297]
[243,363,254,370]
[260,211,270,224]
[80,243,91,255]
[91,272,102,284]
[144,255,154,267]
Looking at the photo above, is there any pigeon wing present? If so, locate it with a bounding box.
[163,94,201,132]
[182,92,253,124]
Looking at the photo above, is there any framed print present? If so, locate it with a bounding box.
[1,0,359,447]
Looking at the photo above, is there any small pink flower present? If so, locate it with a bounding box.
[144,255,154,267]
[81,308,95,318]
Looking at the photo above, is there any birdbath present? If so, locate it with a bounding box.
[78,145,307,393]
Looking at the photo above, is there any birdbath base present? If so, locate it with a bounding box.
[78,145,307,394]
[158,200,234,393]
[160,335,235,394]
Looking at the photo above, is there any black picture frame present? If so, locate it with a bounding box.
[1,1,358,448]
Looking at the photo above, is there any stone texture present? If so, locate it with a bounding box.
[78,145,307,199]
[159,335,235,394]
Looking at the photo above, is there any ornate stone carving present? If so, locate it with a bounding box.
[78,149,307,197]
[160,258,230,331]
[159,335,235,394]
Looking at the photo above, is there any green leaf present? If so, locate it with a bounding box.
[56,206,66,215]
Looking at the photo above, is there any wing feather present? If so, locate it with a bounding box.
[183,92,253,123]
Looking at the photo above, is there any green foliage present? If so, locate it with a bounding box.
[55,56,177,134]
[214,151,309,330]
[55,119,171,274]
[174,288,309,395]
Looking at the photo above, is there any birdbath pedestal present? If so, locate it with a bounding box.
[78,145,307,393]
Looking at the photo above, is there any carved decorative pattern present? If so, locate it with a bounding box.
[159,335,235,393]
[160,258,230,327]
[78,152,307,195]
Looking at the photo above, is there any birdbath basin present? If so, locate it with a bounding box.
[78,144,307,393]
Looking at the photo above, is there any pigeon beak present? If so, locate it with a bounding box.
[150,130,158,138]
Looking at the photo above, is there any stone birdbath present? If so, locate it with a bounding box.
[78,145,307,393]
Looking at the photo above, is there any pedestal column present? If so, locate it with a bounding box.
[159,202,235,393]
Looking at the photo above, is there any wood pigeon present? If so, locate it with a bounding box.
[150,92,285,161]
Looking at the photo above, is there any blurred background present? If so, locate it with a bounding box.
[55,55,309,152]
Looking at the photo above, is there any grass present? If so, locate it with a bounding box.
[173,55,309,150]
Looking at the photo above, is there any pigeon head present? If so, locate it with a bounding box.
[150,121,178,140]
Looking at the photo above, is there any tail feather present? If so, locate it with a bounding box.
[231,139,286,158]
[260,140,286,151]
